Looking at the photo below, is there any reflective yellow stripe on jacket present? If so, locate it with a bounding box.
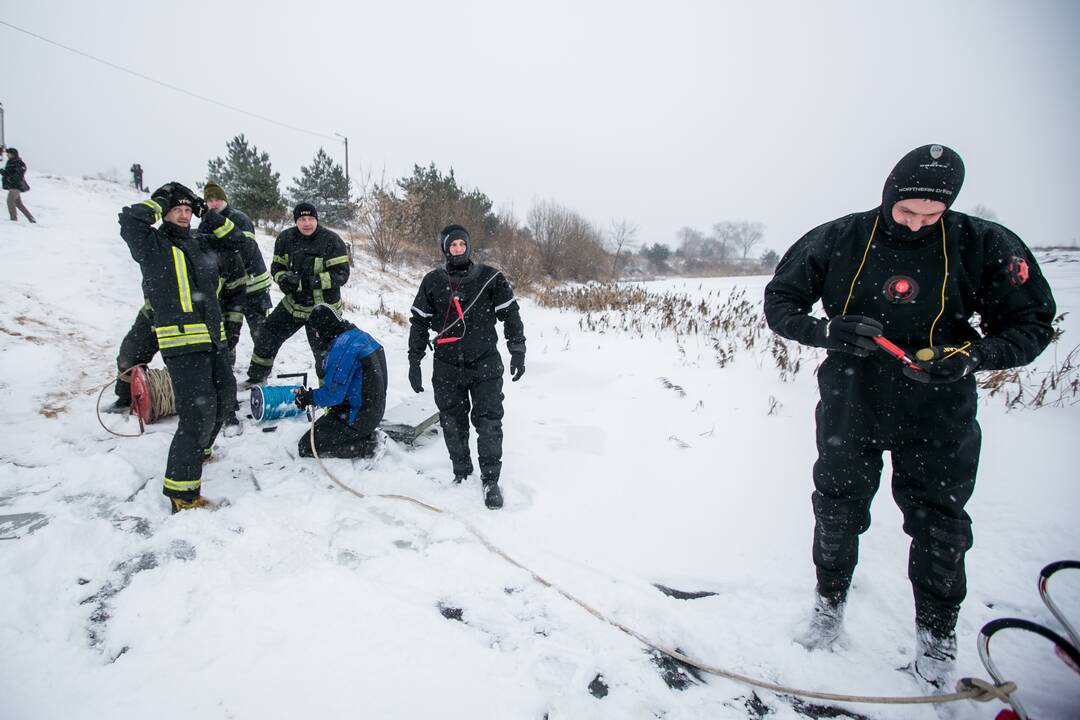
[155,323,211,349]
[141,199,163,223]
[213,218,236,239]
[246,270,271,293]
[281,296,342,320]
[171,247,194,313]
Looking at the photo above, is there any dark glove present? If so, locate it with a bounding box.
[150,182,197,212]
[510,352,525,382]
[201,209,228,236]
[124,200,161,225]
[408,363,424,393]
[191,196,208,218]
[278,271,301,295]
[904,343,982,384]
[301,275,323,293]
[224,321,242,351]
[816,315,883,356]
[294,386,315,409]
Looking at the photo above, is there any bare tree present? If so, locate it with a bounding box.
[609,218,638,279]
[714,220,766,259]
[970,204,998,222]
[676,226,707,257]
[527,200,609,281]
[492,206,540,291]
[528,200,570,278]
[355,171,418,270]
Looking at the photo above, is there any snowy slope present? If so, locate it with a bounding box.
[1,175,1078,720]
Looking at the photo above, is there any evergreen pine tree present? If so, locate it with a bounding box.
[397,163,496,245]
[206,134,285,224]
[287,148,355,227]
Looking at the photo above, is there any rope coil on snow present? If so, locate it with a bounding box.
[94,366,175,437]
[138,366,176,420]
[305,416,1012,708]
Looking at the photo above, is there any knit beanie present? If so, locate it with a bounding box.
[293,202,319,222]
[204,182,227,202]
[150,182,197,214]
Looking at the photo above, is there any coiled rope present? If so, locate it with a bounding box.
[305,416,1013,709]
[94,366,176,437]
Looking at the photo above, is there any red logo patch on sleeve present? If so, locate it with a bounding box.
[1007,256,1030,286]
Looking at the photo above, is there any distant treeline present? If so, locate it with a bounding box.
[197,133,780,287]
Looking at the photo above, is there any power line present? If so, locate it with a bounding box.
[0,18,338,143]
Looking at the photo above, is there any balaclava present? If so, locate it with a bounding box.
[440,224,471,271]
[308,303,352,344]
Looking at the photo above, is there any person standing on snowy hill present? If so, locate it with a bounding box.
[2,147,36,223]
[764,144,1056,691]
[408,224,526,510]
[245,202,350,385]
[130,163,145,192]
[117,182,239,513]
[292,304,387,459]
[203,182,273,348]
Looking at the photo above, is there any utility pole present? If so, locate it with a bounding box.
[1,102,5,148]
[334,132,349,199]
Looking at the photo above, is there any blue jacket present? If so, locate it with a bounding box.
[313,328,383,423]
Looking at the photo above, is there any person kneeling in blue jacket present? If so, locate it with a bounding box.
[294,304,387,458]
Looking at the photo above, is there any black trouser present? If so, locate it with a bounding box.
[247,304,331,382]
[811,354,979,636]
[114,310,159,402]
[432,356,505,479]
[162,347,235,500]
[298,348,389,458]
[243,290,272,345]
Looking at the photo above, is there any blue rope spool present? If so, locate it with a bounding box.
[250,384,304,422]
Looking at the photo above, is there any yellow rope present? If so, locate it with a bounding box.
[841,216,878,315]
[928,218,949,347]
[842,215,950,351]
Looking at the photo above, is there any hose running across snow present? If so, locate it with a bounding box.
[304,415,1015,710]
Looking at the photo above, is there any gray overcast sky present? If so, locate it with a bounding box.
[3,0,1079,253]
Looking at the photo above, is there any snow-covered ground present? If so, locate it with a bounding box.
[1,175,1077,719]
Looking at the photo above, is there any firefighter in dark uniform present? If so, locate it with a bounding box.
[109,206,249,436]
[203,182,273,346]
[408,224,526,510]
[245,202,350,384]
[293,304,387,459]
[764,144,1056,689]
[118,182,240,512]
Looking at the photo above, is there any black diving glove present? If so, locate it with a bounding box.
[904,343,982,384]
[816,315,883,357]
